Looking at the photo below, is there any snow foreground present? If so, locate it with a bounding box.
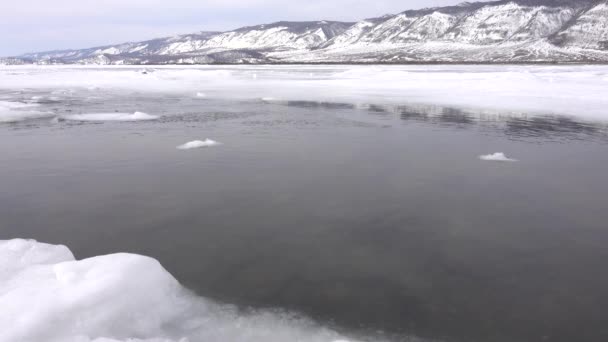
[0,65,607,122]
[62,112,159,122]
[479,153,518,162]
[177,139,221,150]
[0,239,365,342]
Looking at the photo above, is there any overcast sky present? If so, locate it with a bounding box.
[1,1,481,56]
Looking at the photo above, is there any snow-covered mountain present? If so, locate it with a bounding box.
[5,0,608,64]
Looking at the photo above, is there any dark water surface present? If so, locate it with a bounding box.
[1,90,608,342]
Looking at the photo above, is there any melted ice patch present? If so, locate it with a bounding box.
[62,112,159,122]
[0,101,53,123]
[479,152,518,162]
[0,239,362,342]
[177,139,221,150]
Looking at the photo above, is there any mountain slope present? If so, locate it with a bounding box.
[551,0,608,49]
[5,0,608,64]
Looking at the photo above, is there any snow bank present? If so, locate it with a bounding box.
[0,101,53,123]
[479,152,518,162]
[0,239,361,342]
[62,112,159,122]
[177,139,221,150]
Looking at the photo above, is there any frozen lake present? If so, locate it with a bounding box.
[1,65,608,342]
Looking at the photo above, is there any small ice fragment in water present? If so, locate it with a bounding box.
[196,92,206,97]
[177,139,221,150]
[479,152,518,162]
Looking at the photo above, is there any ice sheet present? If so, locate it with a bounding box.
[0,65,607,122]
[0,239,363,342]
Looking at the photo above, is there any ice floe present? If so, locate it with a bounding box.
[62,112,159,122]
[0,101,53,123]
[0,239,361,342]
[479,152,518,162]
[177,139,221,150]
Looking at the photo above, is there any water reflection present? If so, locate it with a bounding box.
[3,87,607,144]
[280,99,608,142]
[438,107,474,126]
[286,100,356,110]
[505,116,602,140]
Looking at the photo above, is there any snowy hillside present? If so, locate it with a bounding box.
[6,0,608,64]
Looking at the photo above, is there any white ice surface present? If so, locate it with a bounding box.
[0,65,607,121]
[0,239,362,342]
[177,139,221,150]
[479,152,518,162]
[62,112,159,122]
[0,101,53,123]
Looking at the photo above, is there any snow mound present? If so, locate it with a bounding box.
[0,101,53,123]
[177,139,221,150]
[62,112,159,122]
[479,152,518,162]
[0,239,360,342]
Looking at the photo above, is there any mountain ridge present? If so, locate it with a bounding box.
[3,0,608,64]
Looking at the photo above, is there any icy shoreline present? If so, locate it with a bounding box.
[0,239,364,342]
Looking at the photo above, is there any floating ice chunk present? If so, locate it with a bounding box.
[0,239,359,342]
[0,111,53,123]
[0,240,183,342]
[479,152,518,162]
[62,112,159,122]
[0,101,53,123]
[261,97,278,102]
[196,92,206,97]
[177,139,221,150]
